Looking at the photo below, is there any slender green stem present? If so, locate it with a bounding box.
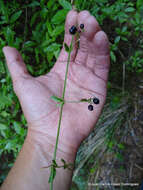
[65,98,92,103]
[49,36,74,190]
[65,100,81,103]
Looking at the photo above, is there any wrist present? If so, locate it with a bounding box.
[26,128,78,164]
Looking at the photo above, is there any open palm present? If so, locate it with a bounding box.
[3,10,110,150]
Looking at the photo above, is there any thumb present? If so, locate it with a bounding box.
[2,46,31,83]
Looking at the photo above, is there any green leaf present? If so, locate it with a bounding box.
[115,152,124,161]
[125,7,135,12]
[0,94,13,110]
[61,158,66,164]
[59,0,72,10]
[137,0,143,9]
[4,27,15,45]
[0,61,5,74]
[110,51,116,62]
[117,143,125,150]
[51,96,64,103]
[54,49,61,59]
[10,10,22,23]
[115,36,120,44]
[51,25,64,37]
[23,41,36,48]
[5,141,12,150]
[47,0,54,9]
[64,43,70,52]
[51,9,68,24]
[1,111,10,117]
[108,141,114,149]
[90,168,96,174]
[0,123,7,130]
[27,1,40,7]
[44,43,61,52]
[13,121,21,135]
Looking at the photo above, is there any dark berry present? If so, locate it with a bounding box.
[69,25,77,35]
[93,98,100,104]
[80,24,84,29]
[88,104,94,111]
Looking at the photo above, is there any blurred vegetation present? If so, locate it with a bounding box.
[0,0,143,189]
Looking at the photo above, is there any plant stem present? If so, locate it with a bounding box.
[49,36,74,190]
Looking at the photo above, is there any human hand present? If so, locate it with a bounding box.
[3,10,110,155]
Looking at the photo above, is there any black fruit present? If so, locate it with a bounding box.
[69,25,77,35]
[93,98,100,104]
[88,104,94,111]
[80,24,84,29]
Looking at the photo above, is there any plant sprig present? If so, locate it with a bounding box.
[48,35,74,190]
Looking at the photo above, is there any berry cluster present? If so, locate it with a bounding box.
[88,97,100,111]
[69,24,84,35]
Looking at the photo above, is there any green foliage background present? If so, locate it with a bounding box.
[0,0,143,188]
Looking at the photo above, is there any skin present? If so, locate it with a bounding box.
[1,10,110,190]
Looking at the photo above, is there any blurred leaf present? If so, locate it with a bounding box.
[90,168,96,174]
[136,0,143,9]
[110,51,116,62]
[4,27,15,45]
[0,94,13,110]
[47,0,54,9]
[51,9,68,24]
[115,152,124,161]
[26,1,40,7]
[23,41,36,48]
[54,49,61,59]
[115,36,120,44]
[118,143,125,150]
[0,123,7,130]
[44,43,61,52]
[5,141,12,150]
[52,25,64,37]
[10,10,22,23]
[47,22,53,36]
[125,7,135,12]
[13,121,21,135]
[59,0,72,10]
[0,61,6,74]
[108,141,114,149]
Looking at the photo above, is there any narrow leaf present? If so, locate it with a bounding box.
[10,10,22,23]
[51,9,68,24]
[59,0,72,10]
[27,1,40,7]
[64,43,70,52]
[137,0,143,9]
[61,158,66,164]
[51,96,64,103]
[125,7,135,12]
